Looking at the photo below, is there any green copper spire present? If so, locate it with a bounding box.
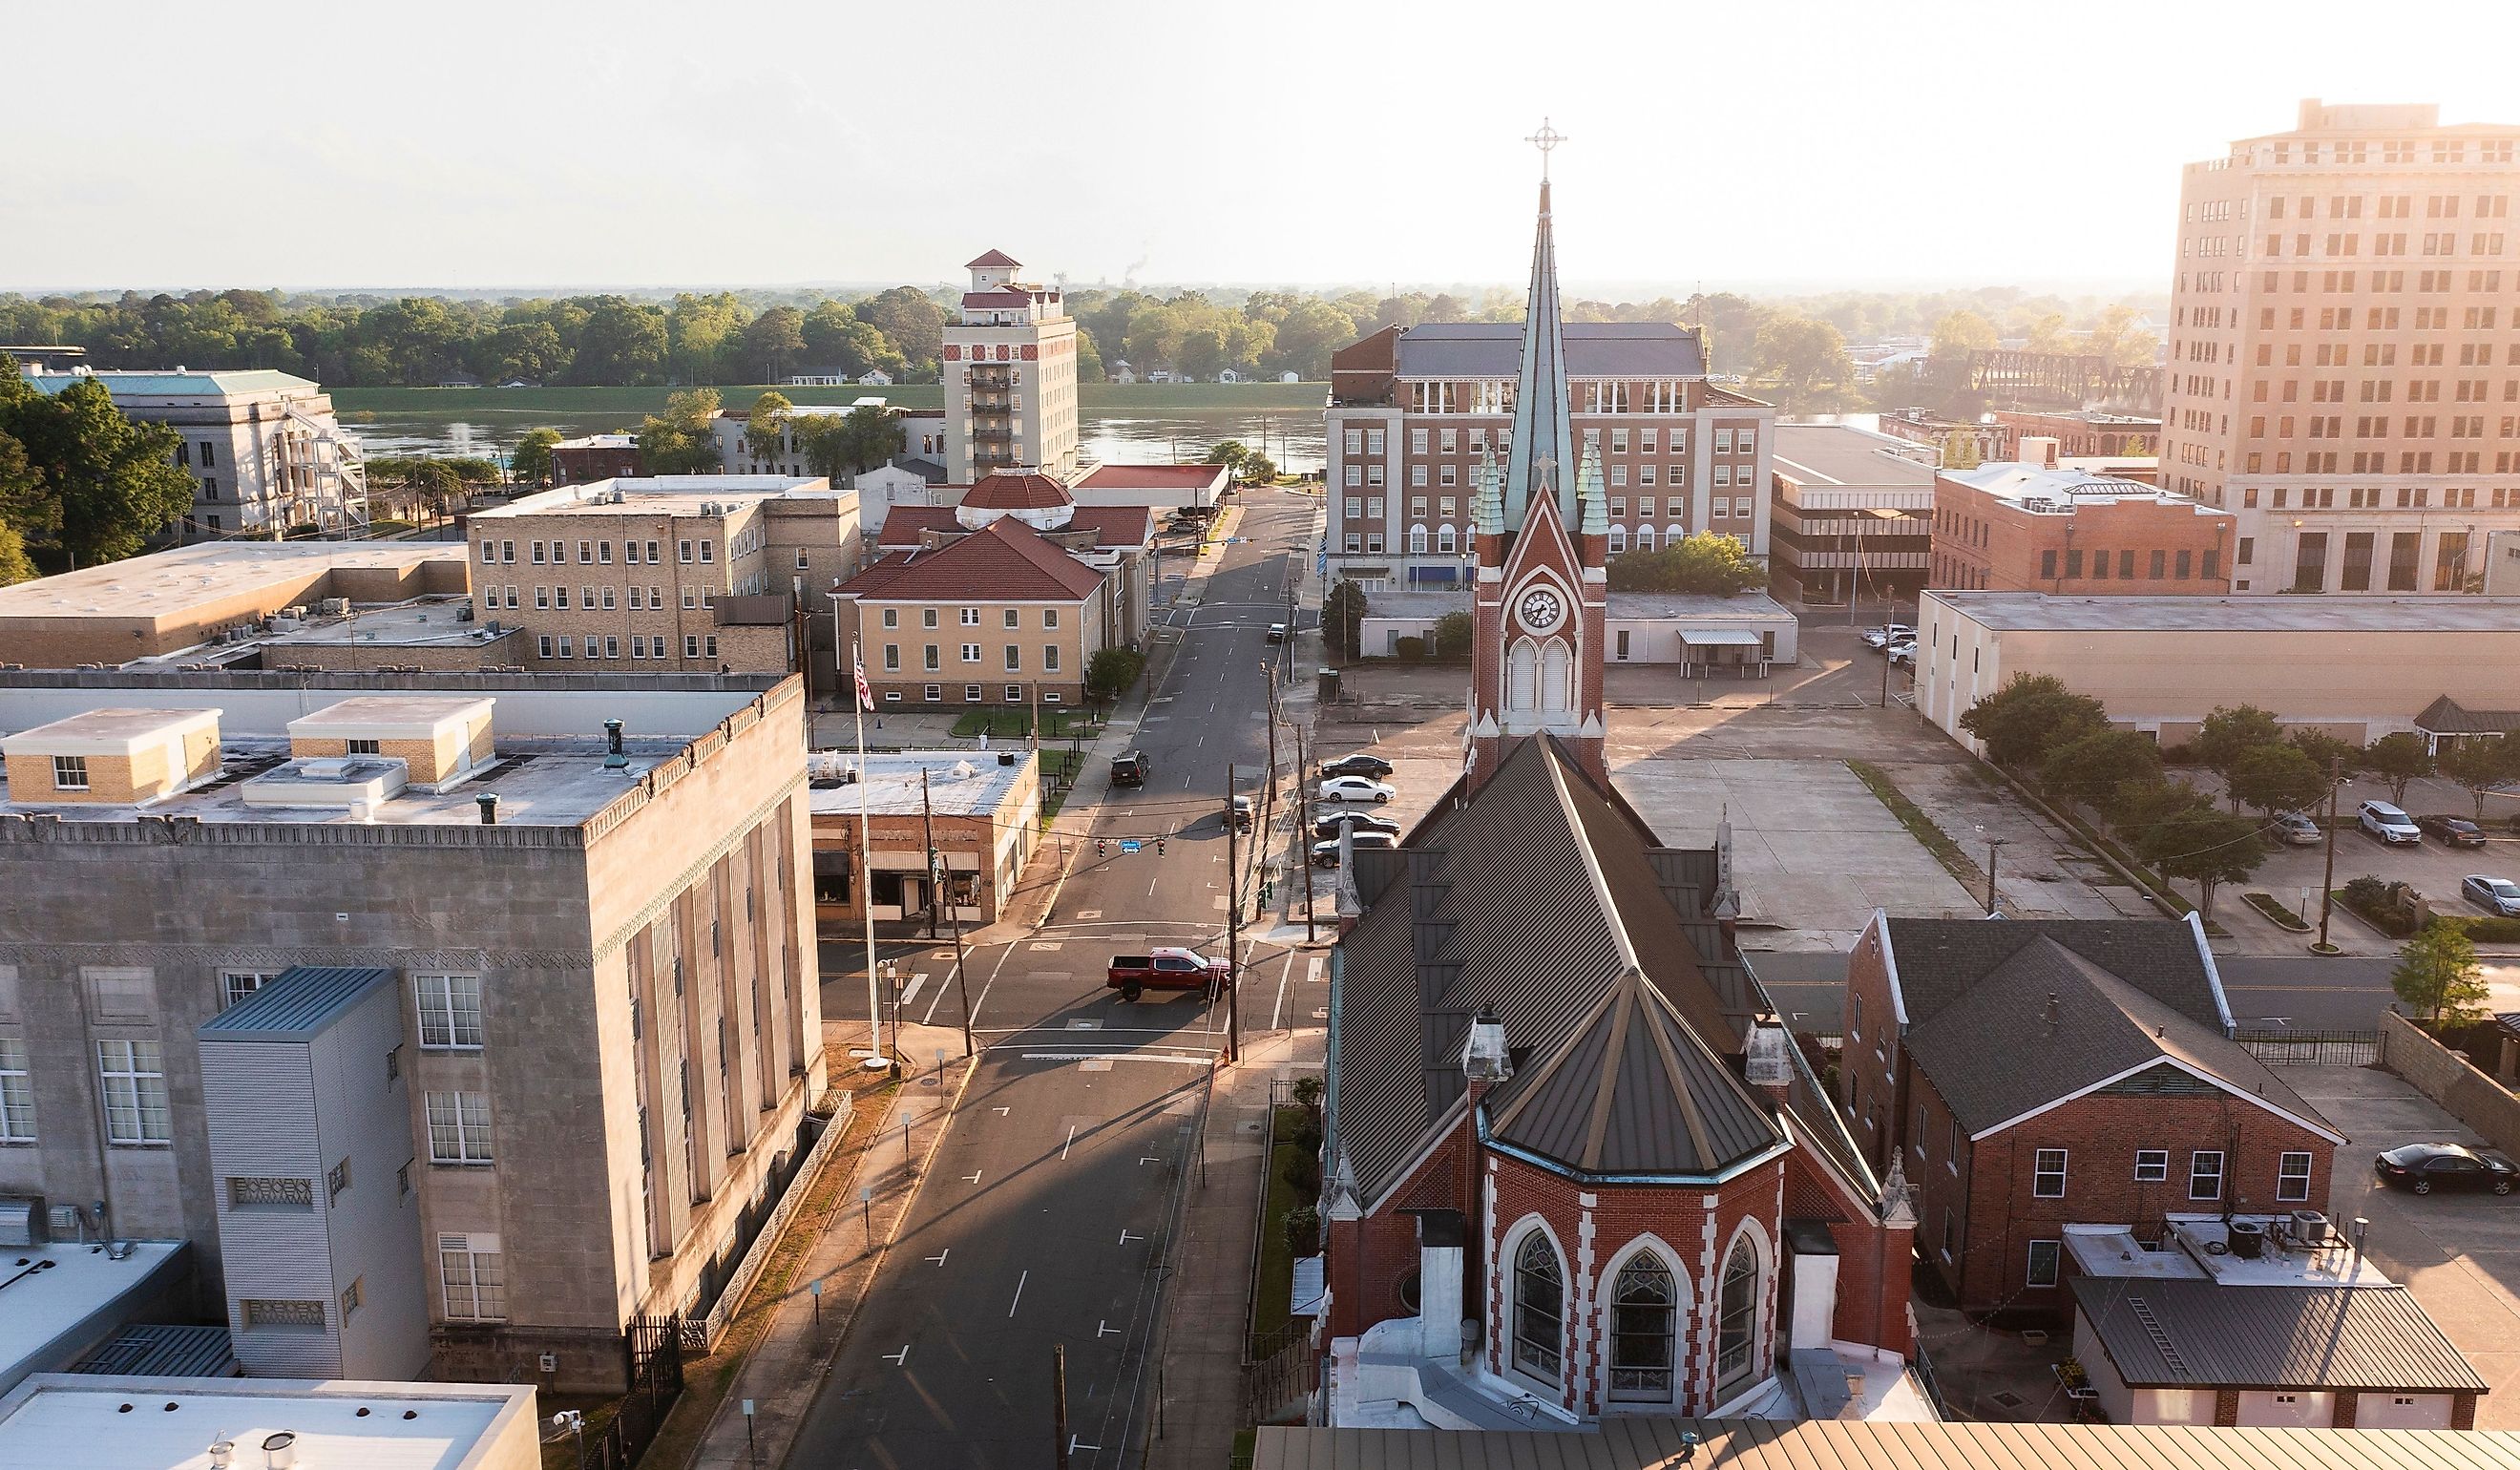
[1473,441,1503,536]
[1502,179,1576,528]
[1578,441,1607,537]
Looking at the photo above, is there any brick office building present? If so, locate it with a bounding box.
[1929,462,2236,593]
[832,515,1122,708]
[1838,914,2343,1316]
[1991,410,2162,461]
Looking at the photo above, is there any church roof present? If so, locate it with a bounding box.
[960,470,1074,511]
[1327,737,1785,1200]
[1392,321,1708,381]
[1503,180,1578,528]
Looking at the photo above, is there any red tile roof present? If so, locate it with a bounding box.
[961,470,1074,511]
[875,503,1150,552]
[965,249,1021,268]
[962,290,1035,308]
[873,507,962,547]
[1076,464,1229,489]
[838,517,1105,602]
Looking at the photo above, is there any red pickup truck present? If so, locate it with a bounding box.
[1105,947,1231,1001]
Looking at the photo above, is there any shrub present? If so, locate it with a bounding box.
[1285,1205,1322,1257]
[1396,636,1427,662]
[1284,1149,1322,1196]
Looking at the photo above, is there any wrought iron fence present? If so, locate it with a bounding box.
[576,1314,684,1470]
[2235,1029,2378,1066]
[1910,1334,1950,1418]
[1241,1324,1321,1427]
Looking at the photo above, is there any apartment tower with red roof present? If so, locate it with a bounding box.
[942,250,1081,484]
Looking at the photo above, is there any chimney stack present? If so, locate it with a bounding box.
[1461,1010,1511,1109]
[1745,1014,1795,1104]
[603,718,628,769]
[475,793,499,826]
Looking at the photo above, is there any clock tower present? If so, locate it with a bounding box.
[1467,153,1607,790]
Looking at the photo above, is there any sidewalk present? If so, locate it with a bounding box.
[685,1021,974,1470]
[1144,1027,1326,1470]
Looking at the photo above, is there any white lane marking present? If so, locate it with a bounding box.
[1007,1270,1029,1317]
[927,1249,950,1266]
[1018,1052,1217,1066]
[1270,951,1297,1031]
[993,1106,1012,1115]
[1118,1229,1143,1245]
[885,1345,910,1365]
[1061,1124,1078,1160]
[1099,1320,1123,1337]
[964,1169,983,1184]
[898,975,927,1007]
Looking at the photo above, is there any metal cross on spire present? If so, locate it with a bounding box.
[1525,117,1566,178]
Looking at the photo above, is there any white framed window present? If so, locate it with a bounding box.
[678,539,693,563]
[222,970,281,1009]
[923,684,941,702]
[97,1040,170,1145]
[1715,464,1732,488]
[2033,1148,2067,1198]
[52,755,88,790]
[631,636,647,659]
[882,608,899,628]
[2134,1149,2169,1182]
[2190,1150,2225,1200]
[438,1233,506,1320]
[961,607,981,626]
[704,635,717,658]
[1004,645,1021,671]
[1510,1228,1564,1386]
[684,635,701,658]
[604,635,620,659]
[414,974,484,1050]
[963,684,983,703]
[2278,1150,2314,1202]
[0,1037,34,1143]
[699,539,714,562]
[426,1091,494,1164]
[961,643,981,663]
[2026,1239,2062,1288]
[1042,645,1060,672]
[1733,496,1752,518]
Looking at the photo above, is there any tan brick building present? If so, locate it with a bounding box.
[463,476,860,677]
[808,750,1040,929]
[2161,99,2520,594]
[833,517,1119,708]
[1930,463,2236,594]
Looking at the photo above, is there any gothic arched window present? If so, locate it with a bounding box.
[1608,1251,1676,1401]
[1508,641,1538,711]
[1715,1236,1761,1396]
[1542,641,1572,713]
[1512,1231,1564,1382]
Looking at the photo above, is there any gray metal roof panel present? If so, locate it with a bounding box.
[68,1324,239,1378]
[1885,917,2220,1030]
[197,965,393,1040]
[2071,1277,2485,1392]
[1393,321,1708,381]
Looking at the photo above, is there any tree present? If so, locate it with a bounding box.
[2083,304,2158,369]
[859,287,945,376]
[1605,532,1765,596]
[2228,744,2328,819]
[509,428,561,487]
[835,405,904,473]
[1432,611,1475,662]
[0,522,33,585]
[1073,326,1105,383]
[571,297,671,385]
[2194,704,2284,801]
[739,306,808,383]
[1086,646,1146,705]
[2110,775,2211,838]
[2391,920,2488,1025]
[636,388,723,475]
[2363,732,2434,804]
[1239,452,1276,485]
[2023,313,2076,355]
[1204,440,1249,471]
[1,375,196,564]
[2037,728,2162,813]
[2136,804,2268,922]
[1324,579,1368,659]
[790,413,851,480]
[744,392,793,464]
[2437,737,2520,821]
[801,304,898,380]
[1748,315,1859,411]
[1930,309,1999,357]
[2286,727,2362,777]
[1958,674,2110,769]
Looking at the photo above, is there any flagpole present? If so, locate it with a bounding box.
[852,637,885,1065]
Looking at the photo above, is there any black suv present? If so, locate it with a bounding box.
[1110,751,1150,788]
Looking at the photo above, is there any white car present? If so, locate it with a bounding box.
[1317,776,1396,805]
[2359,799,2422,846]
[1862,624,1915,651]
[1885,640,1917,668]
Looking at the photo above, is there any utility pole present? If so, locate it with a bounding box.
[1052,1344,1071,1470]
[1296,723,1317,943]
[1030,678,1041,757]
[1265,662,1281,817]
[2316,756,2342,954]
[948,861,975,1058]
[1984,836,2007,918]
[1224,764,1242,1064]
[919,767,941,942]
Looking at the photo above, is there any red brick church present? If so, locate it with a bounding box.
[1319,170,1922,1428]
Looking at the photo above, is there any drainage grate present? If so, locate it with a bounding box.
[1989,1391,2025,1410]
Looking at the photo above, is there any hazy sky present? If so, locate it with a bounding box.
[7,0,2516,297]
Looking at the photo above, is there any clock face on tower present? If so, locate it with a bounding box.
[1518,587,1564,633]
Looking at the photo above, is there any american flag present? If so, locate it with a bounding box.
[852,654,874,712]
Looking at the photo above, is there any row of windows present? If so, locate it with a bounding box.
[475,584,735,612]
[1346,425,1758,458]
[481,536,723,566]
[875,606,1060,630]
[2036,547,2221,582]
[2258,230,2510,259]
[873,683,1065,704]
[1507,1228,1763,1403]
[879,643,1063,673]
[2240,484,2511,511]
[2027,1145,2312,1202]
[537,634,716,660]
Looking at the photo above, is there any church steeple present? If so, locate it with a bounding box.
[1472,440,1503,537]
[1503,178,1576,529]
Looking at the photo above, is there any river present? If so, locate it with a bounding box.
[340,407,1327,475]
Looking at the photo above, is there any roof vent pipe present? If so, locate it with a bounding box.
[604,719,628,769]
[207,1441,234,1469]
[262,1430,298,1469]
[476,794,499,826]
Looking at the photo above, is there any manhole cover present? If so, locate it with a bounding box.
[1990,1391,2025,1410]
[1067,1019,1102,1031]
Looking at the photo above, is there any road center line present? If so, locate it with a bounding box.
[1270,951,1296,1031]
[1008,1270,1029,1317]
[1062,1124,1078,1159]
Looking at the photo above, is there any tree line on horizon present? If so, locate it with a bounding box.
[0,284,2156,413]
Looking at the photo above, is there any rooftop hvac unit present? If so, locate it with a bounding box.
[320,598,350,617]
[2290,1209,2333,1247]
[0,1198,41,1248]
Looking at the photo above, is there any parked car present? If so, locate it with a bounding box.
[2358,799,2422,845]
[1313,811,1402,841]
[1110,750,1151,788]
[2375,1142,2520,1196]
[2272,811,2323,846]
[1104,947,1229,1002]
[2417,814,2489,848]
[1862,624,1915,651]
[1886,641,1917,668]
[1312,831,1399,867]
[1319,753,1394,779]
[1267,622,1288,643]
[1318,775,1396,804]
[2462,874,2520,917]
[1228,795,1255,832]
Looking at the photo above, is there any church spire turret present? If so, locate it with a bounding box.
[1578,441,1607,538]
[1473,441,1503,537]
[1502,177,1575,529]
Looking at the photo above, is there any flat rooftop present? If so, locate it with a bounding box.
[0,542,464,624]
[22,368,318,401]
[469,476,830,519]
[0,1242,189,1396]
[1771,425,1938,488]
[807,749,1034,819]
[2067,1215,2393,1289]
[0,734,683,828]
[0,1375,533,1470]
[144,597,504,661]
[1929,590,2520,635]
[1944,461,2209,512]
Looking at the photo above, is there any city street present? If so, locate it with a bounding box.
[789,488,1324,1470]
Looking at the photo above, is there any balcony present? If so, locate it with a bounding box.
[971,393,1014,411]
[973,425,1015,442]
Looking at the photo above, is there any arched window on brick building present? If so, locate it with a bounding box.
[1512,1230,1564,1384]
[1714,1237,1761,1398]
[1608,1251,1677,1402]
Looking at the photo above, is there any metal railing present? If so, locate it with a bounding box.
[682,1091,857,1354]
[576,1314,684,1470]
[2235,1028,2379,1066]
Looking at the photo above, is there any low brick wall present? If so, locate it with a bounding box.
[2377,1011,2520,1156]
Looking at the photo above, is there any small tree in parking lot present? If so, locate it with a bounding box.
[2392,920,2488,1026]
[2229,744,2329,820]
[1086,646,1146,706]
[2438,737,2520,821]
[2363,732,2434,805]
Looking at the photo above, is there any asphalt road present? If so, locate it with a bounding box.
[791,489,1323,1469]
[1748,947,2431,1032]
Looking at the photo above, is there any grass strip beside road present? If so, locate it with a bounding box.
[1845,760,1984,896]
[1250,1105,1311,1352]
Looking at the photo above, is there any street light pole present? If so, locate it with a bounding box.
[1224,764,1242,1064]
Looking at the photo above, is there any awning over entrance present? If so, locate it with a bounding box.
[1680,629,1766,647]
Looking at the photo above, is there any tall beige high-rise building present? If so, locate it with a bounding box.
[941,251,1080,483]
[2162,99,2520,594]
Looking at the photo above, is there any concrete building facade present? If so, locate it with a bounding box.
[21,368,367,537]
[942,251,1081,483]
[808,750,1040,930]
[1929,463,2237,594]
[1767,425,1938,604]
[2160,98,2520,594]
[0,673,825,1392]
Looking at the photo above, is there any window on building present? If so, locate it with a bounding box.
[2033,1148,2068,1198]
[1512,1231,1564,1383]
[439,1235,506,1320]
[414,975,484,1049]
[222,971,281,1009]
[1715,1237,1761,1396]
[1608,1252,1676,1401]
[426,1090,494,1164]
[2190,1150,2225,1200]
[2278,1151,2314,1203]
[96,1040,170,1145]
[51,756,87,791]
[2026,1239,2062,1288]
[0,1037,33,1143]
[2135,1148,2169,1182]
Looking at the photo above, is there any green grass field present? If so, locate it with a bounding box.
[332,380,1323,418]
